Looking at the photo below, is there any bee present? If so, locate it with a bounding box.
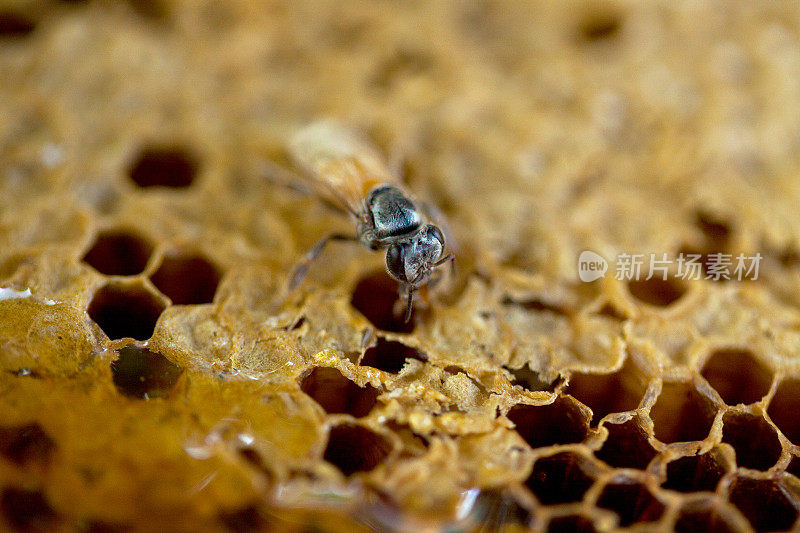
[283,120,454,322]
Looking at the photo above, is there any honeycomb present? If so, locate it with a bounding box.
[2,1,800,532]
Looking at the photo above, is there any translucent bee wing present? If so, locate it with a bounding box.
[289,120,398,216]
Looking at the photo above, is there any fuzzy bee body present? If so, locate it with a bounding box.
[287,120,453,321]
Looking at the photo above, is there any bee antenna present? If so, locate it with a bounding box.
[404,287,414,323]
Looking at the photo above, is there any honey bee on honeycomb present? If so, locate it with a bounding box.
[282,120,454,322]
[2,1,800,532]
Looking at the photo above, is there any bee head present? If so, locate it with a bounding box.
[385,224,445,286]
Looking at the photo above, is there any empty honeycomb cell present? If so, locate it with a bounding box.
[594,417,657,470]
[524,451,596,505]
[128,145,198,188]
[507,364,561,393]
[767,378,800,444]
[300,367,380,417]
[721,412,781,471]
[577,8,622,43]
[701,348,772,406]
[787,455,800,479]
[110,346,183,399]
[350,270,415,333]
[150,251,221,305]
[0,423,55,467]
[88,282,165,341]
[595,478,666,527]
[0,12,35,38]
[565,359,646,425]
[649,381,717,443]
[695,210,732,247]
[507,397,589,449]
[81,229,154,276]
[547,514,598,533]
[627,278,686,307]
[323,423,392,476]
[0,487,58,531]
[662,449,727,493]
[360,337,426,374]
[729,476,798,532]
[674,502,739,533]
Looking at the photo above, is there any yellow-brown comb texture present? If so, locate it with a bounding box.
[2,1,800,531]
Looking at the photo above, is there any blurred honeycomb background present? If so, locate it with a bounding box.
[3,1,800,531]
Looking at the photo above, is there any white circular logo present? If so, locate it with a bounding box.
[578,250,608,282]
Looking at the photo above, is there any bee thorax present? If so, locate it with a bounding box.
[367,185,422,240]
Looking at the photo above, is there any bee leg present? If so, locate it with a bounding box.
[288,233,359,292]
[434,253,456,280]
[427,268,445,290]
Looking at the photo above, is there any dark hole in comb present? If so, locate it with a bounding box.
[110,346,183,399]
[577,11,622,42]
[218,505,269,533]
[0,12,36,38]
[674,504,738,533]
[525,452,595,505]
[548,515,598,533]
[663,450,727,494]
[88,283,165,341]
[565,359,645,426]
[0,487,58,531]
[501,296,568,316]
[351,270,416,333]
[323,423,391,476]
[128,145,198,188]
[767,378,800,445]
[360,337,426,374]
[507,364,561,393]
[0,423,55,467]
[701,348,772,406]
[508,397,588,449]
[627,278,686,307]
[695,210,732,247]
[150,252,221,305]
[721,412,781,471]
[127,0,169,21]
[729,476,798,532]
[650,382,716,443]
[82,230,153,276]
[788,455,800,479]
[596,479,665,527]
[594,418,657,470]
[300,367,380,417]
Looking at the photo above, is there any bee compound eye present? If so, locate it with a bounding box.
[386,244,407,282]
[428,225,445,247]
[423,225,445,260]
